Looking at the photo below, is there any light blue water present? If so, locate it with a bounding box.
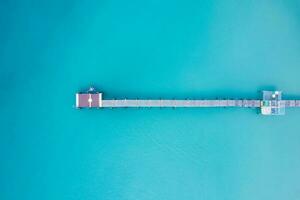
[1,0,300,199]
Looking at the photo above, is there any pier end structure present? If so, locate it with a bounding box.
[76,92,102,108]
[261,91,285,115]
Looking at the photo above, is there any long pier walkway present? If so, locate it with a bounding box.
[76,88,300,115]
[102,99,260,108]
[101,99,300,108]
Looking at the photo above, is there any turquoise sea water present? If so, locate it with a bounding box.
[1,0,300,199]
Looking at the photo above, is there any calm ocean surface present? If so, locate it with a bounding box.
[1,0,300,199]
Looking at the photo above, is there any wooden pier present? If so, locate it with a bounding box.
[102,100,300,108]
[101,99,261,108]
[75,88,300,115]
